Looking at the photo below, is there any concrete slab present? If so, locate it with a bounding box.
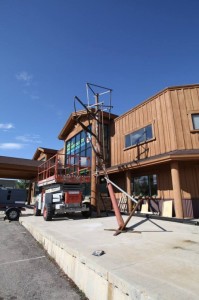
[20,209,199,300]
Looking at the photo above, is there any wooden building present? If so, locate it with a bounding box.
[52,84,199,219]
[31,147,61,202]
[58,110,118,209]
[33,147,59,161]
[107,84,199,218]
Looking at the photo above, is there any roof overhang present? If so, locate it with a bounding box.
[58,111,86,140]
[0,156,42,180]
[32,147,58,160]
[58,110,118,141]
[104,150,199,175]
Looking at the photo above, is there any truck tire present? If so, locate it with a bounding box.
[6,208,20,221]
[43,204,53,221]
[82,203,91,218]
[33,201,41,216]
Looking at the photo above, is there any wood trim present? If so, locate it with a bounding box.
[104,152,199,175]
[123,122,155,151]
[123,137,156,151]
[188,110,199,132]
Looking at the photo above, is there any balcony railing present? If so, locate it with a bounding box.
[37,154,91,186]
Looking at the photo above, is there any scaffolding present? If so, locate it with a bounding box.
[73,83,145,235]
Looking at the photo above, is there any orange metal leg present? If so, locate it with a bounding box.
[107,182,125,229]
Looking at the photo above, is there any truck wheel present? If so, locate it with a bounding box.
[82,203,91,218]
[43,204,53,221]
[33,201,41,216]
[6,208,20,221]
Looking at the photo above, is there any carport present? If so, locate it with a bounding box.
[0,156,41,204]
[0,156,41,180]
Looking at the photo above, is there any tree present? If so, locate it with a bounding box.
[16,180,30,189]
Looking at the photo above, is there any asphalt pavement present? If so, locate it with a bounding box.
[0,215,87,300]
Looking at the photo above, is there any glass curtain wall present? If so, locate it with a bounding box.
[65,127,92,196]
[65,124,110,196]
[66,127,92,161]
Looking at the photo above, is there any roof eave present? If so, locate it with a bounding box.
[103,151,199,175]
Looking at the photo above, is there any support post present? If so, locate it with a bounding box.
[27,181,32,205]
[91,94,100,215]
[91,110,97,208]
[171,161,184,219]
[126,171,132,213]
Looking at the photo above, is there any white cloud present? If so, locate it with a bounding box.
[0,123,14,130]
[16,134,41,144]
[0,143,23,150]
[30,94,40,100]
[16,71,33,86]
[56,110,63,117]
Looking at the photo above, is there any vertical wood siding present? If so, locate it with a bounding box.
[157,166,173,200]
[180,164,199,199]
[111,86,199,166]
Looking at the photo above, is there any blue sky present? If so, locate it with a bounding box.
[0,0,199,159]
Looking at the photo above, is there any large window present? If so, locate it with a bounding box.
[132,175,157,197]
[125,124,153,148]
[65,126,92,160]
[66,124,110,163]
[65,128,91,176]
[65,125,110,197]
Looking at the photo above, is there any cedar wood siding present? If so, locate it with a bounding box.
[66,120,90,141]
[111,86,199,166]
[169,87,199,150]
[110,85,199,217]
[157,162,199,217]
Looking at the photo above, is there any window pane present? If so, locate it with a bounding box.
[65,126,92,165]
[192,114,199,129]
[125,134,131,148]
[75,133,80,153]
[131,128,144,145]
[125,124,153,148]
[80,157,88,167]
[132,174,157,197]
[80,131,86,152]
[86,132,92,146]
[66,141,71,155]
[70,137,76,154]
[86,147,92,159]
[146,125,153,139]
[151,174,157,196]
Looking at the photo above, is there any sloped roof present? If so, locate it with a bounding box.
[33,147,58,160]
[115,83,199,121]
[58,110,118,140]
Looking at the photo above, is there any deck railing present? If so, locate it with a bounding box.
[38,154,91,186]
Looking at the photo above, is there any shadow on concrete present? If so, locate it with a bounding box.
[127,217,172,233]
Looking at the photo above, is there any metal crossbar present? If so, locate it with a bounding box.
[105,177,138,204]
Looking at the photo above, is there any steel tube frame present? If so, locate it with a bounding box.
[105,177,138,204]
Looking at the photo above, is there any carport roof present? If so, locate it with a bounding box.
[0,156,41,180]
